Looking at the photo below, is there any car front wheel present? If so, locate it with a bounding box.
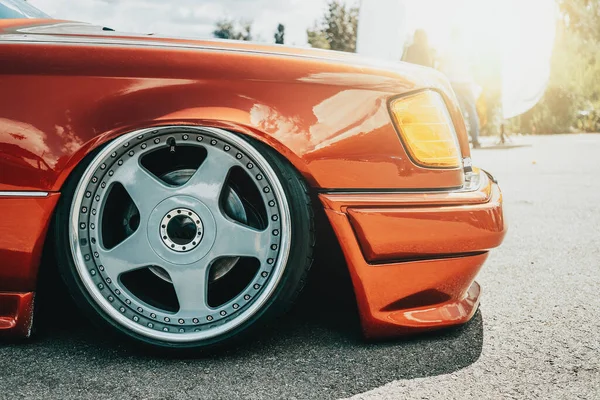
[54,126,314,351]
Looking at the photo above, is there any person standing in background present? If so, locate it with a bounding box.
[274,24,285,44]
[403,29,434,68]
[439,29,482,148]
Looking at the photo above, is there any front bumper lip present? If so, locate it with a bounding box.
[319,169,506,338]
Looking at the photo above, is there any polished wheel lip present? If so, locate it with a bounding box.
[69,126,292,343]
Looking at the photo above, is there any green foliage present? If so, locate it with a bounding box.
[513,0,600,133]
[307,1,359,52]
[213,19,253,41]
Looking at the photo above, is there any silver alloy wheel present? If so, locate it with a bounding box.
[69,126,291,342]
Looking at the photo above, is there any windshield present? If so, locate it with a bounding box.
[0,0,50,19]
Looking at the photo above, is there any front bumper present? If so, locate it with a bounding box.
[319,169,506,338]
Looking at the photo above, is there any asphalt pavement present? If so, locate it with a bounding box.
[1,134,599,399]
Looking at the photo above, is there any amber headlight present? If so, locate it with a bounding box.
[389,90,462,168]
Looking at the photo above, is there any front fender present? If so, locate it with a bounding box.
[1,48,464,193]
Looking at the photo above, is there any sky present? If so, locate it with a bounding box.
[26,0,556,118]
[28,0,357,46]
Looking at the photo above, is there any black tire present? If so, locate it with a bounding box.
[53,127,315,353]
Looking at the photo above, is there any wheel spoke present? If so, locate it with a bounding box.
[169,263,210,315]
[97,228,155,278]
[110,159,170,216]
[213,216,271,259]
[181,147,237,204]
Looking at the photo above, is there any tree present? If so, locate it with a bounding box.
[513,0,600,133]
[213,19,253,41]
[560,0,600,40]
[274,24,285,44]
[306,1,359,52]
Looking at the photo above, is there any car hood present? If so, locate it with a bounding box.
[1,19,380,63]
[0,19,449,90]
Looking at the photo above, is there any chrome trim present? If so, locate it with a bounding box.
[0,191,49,197]
[462,156,473,173]
[462,169,482,191]
[319,169,486,195]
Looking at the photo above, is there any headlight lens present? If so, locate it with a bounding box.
[389,90,462,168]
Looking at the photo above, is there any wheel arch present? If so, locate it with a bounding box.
[51,116,317,193]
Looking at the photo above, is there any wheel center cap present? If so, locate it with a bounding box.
[160,208,203,252]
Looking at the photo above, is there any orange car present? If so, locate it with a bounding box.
[0,1,505,351]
